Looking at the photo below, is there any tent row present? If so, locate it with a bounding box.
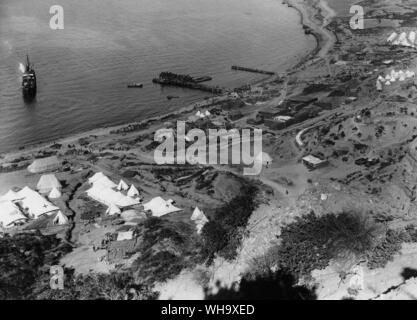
[87,174,210,235]
[87,184,140,208]
[87,172,141,215]
[195,110,211,118]
[387,31,417,47]
[376,69,416,89]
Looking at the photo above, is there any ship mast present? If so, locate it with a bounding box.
[26,54,33,72]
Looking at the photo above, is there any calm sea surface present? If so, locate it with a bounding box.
[0,0,316,153]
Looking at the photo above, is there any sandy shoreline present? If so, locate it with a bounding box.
[0,0,333,161]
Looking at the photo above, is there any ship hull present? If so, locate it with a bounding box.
[22,86,37,98]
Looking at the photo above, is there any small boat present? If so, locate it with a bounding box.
[127,83,143,88]
[192,76,212,83]
[167,95,179,100]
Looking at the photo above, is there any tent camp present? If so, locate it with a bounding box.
[106,203,121,216]
[117,179,129,191]
[86,185,139,208]
[255,152,273,166]
[52,211,69,225]
[127,185,140,198]
[88,172,117,189]
[37,174,62,194]
[48,187,62,199]
[143,197,181,217]
[0,201,27,228]
[16,187,60,219]
[28,156,61,173]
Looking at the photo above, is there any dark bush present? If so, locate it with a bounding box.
[200,183,259,261]
[272,211,384,278]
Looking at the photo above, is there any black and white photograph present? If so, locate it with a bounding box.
[1,0,417,306]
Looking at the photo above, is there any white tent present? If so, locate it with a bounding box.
[385,81,391,86]
[106,203,121,216]
[204,110,211,117]
[398,32,410,46]
[0,201,27,228]
[196,221,206,234]
[88,172,117,189]
[53,211,69,225]
[143,196,182,217]
[398,70,406,81]
[117,179,129,191]
[37,174,61,194]
[191,207,209,234]
[0,190,23,202]
[191,207,208,222]
[409,31,416,46]
[127,185,140,198]
[387,32,398,43]
[255,152,273,166]
[376,80,383,91]
[405,70,415,78]
[27,156,61,173]
[49,187,62,199]
[17,187,59,219]
[86,185,139,208]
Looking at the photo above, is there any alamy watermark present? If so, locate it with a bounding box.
[49,5,64,30]
[349,5,364,30]
[153,121,265,175]
[50,265,64,290]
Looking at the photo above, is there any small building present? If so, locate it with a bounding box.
[273,115,293,123]
[302,155,328,170]
[229,110,244,121]
[257,107,281,120]
[286,95,318,112]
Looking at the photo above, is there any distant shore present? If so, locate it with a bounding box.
[0,0,335,161]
